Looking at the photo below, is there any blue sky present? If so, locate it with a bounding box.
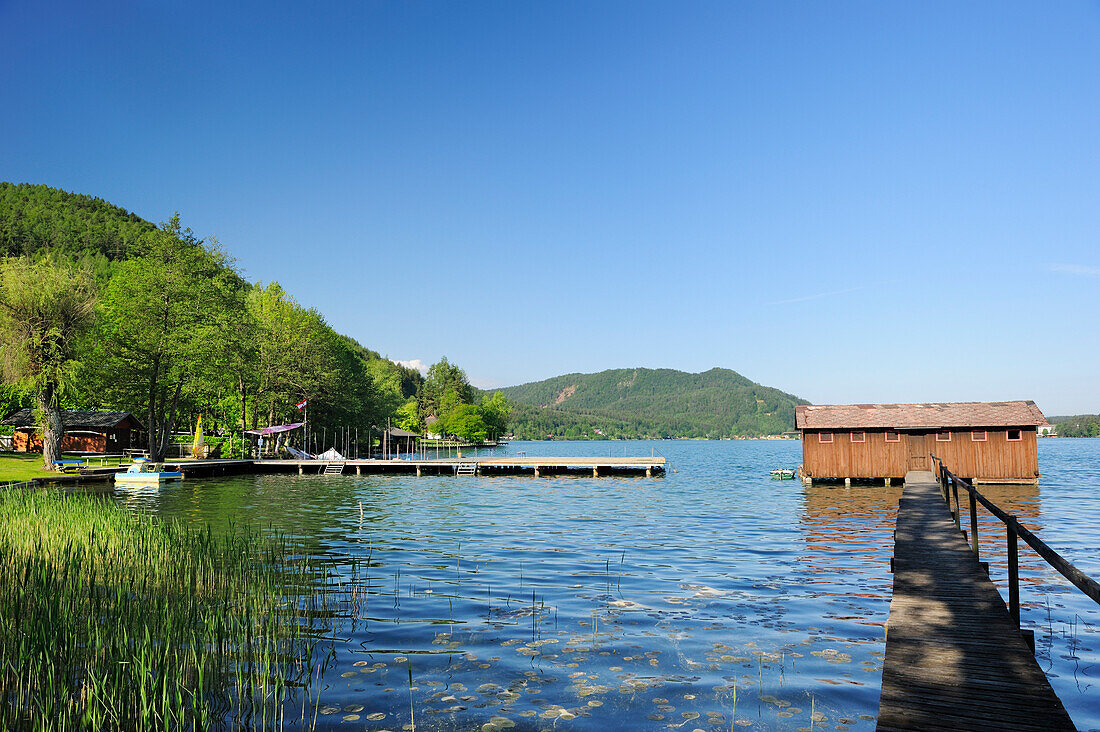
[2,1,1098,415]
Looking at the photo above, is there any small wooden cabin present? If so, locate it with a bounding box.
[2,409,144,454]
[795,401,1046,484]
[382,427,420,458]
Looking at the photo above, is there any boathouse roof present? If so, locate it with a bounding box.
[795,401,1046,430]
[1,409,144,430]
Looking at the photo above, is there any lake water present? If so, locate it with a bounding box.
[108,439,1100,731]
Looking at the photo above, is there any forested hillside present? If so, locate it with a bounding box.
[1048,414,1100,437]
[0,183,155,261]
[500,368,806,439]
[0,183,508,461]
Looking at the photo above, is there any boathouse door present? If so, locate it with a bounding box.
[907,433,929,472]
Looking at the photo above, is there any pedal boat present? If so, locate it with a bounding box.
[114,459,183,485]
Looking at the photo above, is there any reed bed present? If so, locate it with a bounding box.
[0,488,336,730]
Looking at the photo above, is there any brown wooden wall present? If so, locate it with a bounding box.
[925,428,1038,480]
[802,430,909,478]
[802,428,1038,480]
[14,429,108,454]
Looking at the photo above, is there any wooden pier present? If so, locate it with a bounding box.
[16,456,665,486]
[260,455,666,478]
[877,471,1074,731]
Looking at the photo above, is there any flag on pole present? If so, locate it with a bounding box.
[296,399,308,410]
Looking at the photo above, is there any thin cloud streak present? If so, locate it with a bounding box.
[767,286,869,306]
[1049,264,1100,277]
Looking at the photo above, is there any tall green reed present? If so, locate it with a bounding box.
[0,488,335,730]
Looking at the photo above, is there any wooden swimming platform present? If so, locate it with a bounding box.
[261,455,666,478]
[877,470,1074,731]
[20,457,665,485]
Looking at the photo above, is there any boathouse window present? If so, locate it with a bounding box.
[935,431,951,442]
[1007,429,1022,441]
[885,431,900,442]
[819,432,833,444]
[850,431,865,443]
[971,430,987,442]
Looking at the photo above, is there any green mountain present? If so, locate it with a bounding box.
[499,367,807,439]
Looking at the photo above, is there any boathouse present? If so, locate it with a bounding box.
[1,409,144,454]
[795,401,1046,484]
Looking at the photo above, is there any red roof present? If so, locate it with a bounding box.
[795,401,1046,430]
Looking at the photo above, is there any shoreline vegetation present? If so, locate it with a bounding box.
[0,488,338,730]
[1048,414,1100,438]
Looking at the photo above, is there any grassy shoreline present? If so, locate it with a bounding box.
[0,453,57,483]
[0,488,335,730]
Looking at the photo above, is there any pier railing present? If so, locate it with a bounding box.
[931,454,1100,627]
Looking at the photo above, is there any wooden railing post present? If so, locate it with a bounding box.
[969,491,979,559]
[952,478,961,530]
[939,459,1100,631]
[1007,519,1021,627]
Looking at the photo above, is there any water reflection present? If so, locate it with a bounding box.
[99,439,1099,731]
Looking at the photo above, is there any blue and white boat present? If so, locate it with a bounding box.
[114,458,183,485]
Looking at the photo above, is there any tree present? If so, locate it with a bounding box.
[419,357,474,425]
[0,257,96,468]
[478,391,512,439]
[365,357,410,420]
[438,404,488,443]
[248,283,337,427]
[93,216,243,460]
[395,398,421,433]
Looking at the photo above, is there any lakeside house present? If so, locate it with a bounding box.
[1,409,144,454]
[381,426,420,458]
[795,401,1046,484]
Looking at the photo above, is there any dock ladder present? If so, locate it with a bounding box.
[455,462,478,476]
[323,462,345,475]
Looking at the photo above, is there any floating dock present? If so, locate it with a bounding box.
[877,471,1074,731]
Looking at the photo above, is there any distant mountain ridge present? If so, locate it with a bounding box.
[499,367,807,439]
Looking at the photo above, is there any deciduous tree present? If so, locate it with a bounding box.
[94,216,243,460]
[0,257,96,468]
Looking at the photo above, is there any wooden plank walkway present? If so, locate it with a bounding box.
[877,471,1075,731]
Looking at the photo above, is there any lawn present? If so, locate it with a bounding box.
[0,452,56,482]
[0,452,135,482]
